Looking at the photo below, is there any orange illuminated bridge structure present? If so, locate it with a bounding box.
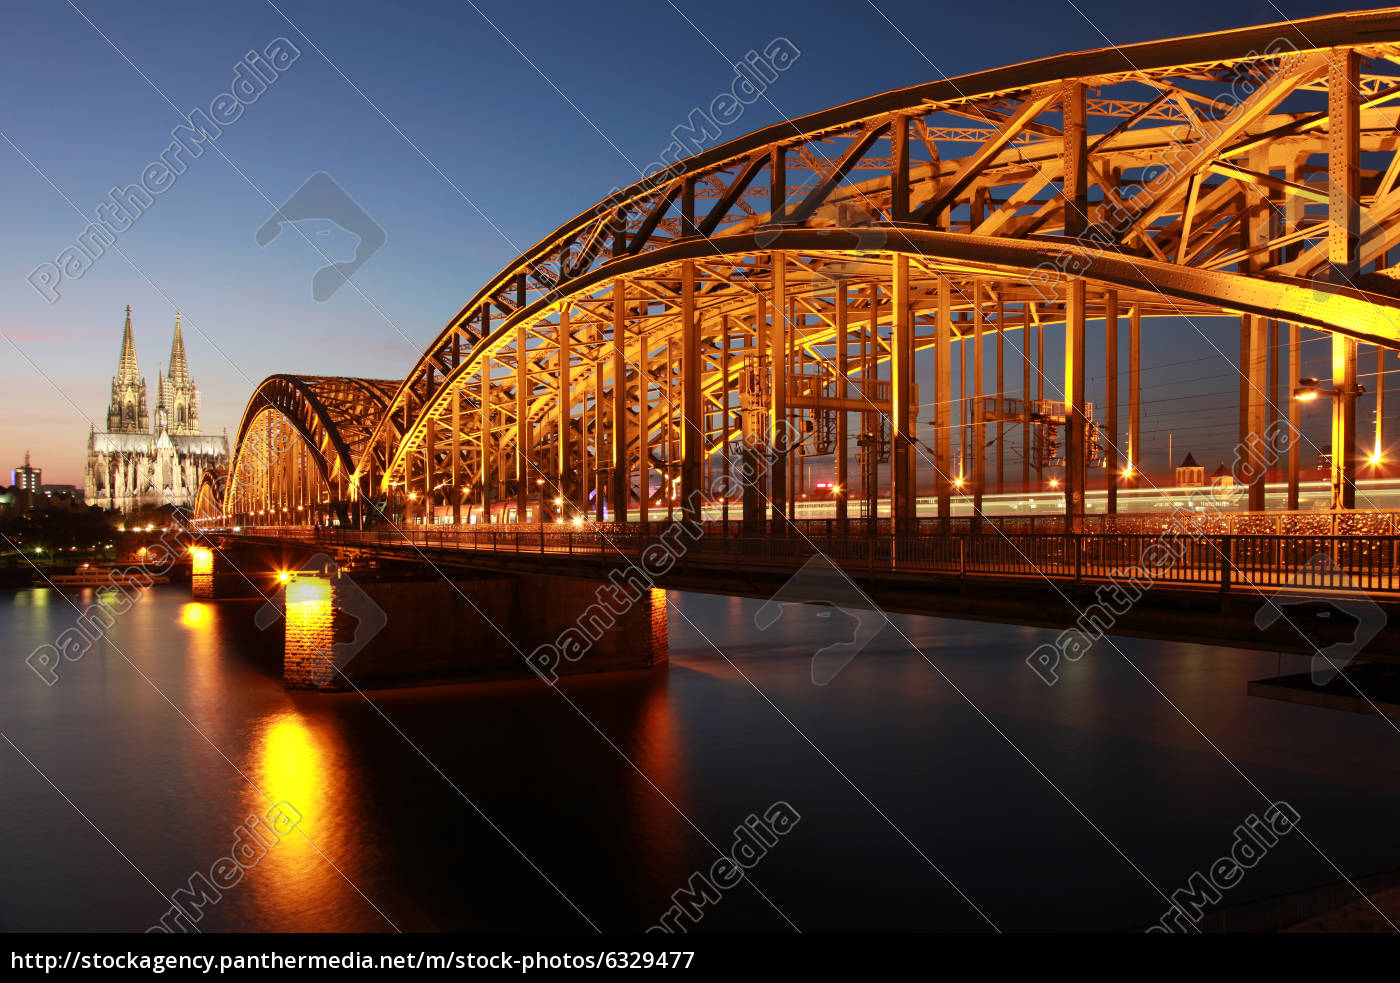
[198,11,1400,626]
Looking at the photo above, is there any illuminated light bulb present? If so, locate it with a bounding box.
[277,571,291,584]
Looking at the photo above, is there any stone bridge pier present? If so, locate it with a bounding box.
[196,539,668,690]
[189,542,283,600]
[277,567,668,691]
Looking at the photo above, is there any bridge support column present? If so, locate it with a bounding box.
[451,391,463,524]
[972,283,985,526]
[1328,47,1360,512]
[639,325,652,527]
[480,356,493,523]
[1128,304,1140,490]
[892,254,916,529]
[612,280,630,523]
[835,281,849,531]
[1064,279,1086,530]
[769,254,788,529]
[995,298,1004,496]
[935,273,952,521]
[1376,345,1386,466]
[1288,322,1301,510]
[680,261,702,523]
[1022,307,1031,494]
[1105,291,1118,515]
[517,322,530,522]
[1246,314,1269,511]
[595,360,606,523]
[558,306,573,517]
[743,296,766,535]
[1332,334,1358,510]
[864,283,879,528]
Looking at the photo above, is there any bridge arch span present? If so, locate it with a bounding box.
[225,10,1400,526]
[194,469,226,523]
[221,375,399,526]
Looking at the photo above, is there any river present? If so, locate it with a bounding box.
[1,583,1397,932]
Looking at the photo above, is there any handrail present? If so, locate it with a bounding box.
[218,524,1400,596]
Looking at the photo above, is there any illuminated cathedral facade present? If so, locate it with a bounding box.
[85,307,229,513]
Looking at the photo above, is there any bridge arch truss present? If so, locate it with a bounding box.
[223,10,1400,529]
[215,375,400,526]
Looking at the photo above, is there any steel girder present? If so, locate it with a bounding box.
[194,469,226,521]
[226,375,399,515]
[377,226,1400,500]
[355,9,1400,500]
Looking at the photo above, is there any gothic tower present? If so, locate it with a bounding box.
[106,306,148,434]
[155,312,200,436]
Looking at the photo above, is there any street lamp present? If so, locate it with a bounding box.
[1292,377,1324,401]
[1294,375,1367,509]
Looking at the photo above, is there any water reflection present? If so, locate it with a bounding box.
[3,585,1400,932]
[239,710,363,930]
[179,602,211,630]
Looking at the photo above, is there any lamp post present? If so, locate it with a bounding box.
[1293,376,1366,510]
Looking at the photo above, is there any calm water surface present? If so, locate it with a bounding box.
[2,583,1398,932]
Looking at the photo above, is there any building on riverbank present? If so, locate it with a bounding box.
[85,307,228,513]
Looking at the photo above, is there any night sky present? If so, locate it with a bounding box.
[0,0,1375,485]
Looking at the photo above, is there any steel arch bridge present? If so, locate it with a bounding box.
[213,375,400,525]
[203,9,1400,533]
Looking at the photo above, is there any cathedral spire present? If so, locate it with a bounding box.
[168,311,189,388]
[108,306,149,434]
[157,312,199,437]
[116,305,141,386]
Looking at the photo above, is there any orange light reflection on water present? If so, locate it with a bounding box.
[240,711,361,930]
[179,602,211,629]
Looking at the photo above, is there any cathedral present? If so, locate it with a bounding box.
[85,307,229,513]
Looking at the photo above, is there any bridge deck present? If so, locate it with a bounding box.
[212,524,1400,662]
[226,523,1400,596]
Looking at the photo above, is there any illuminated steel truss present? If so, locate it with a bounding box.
[218,375,399,524]
[209,10,1400,528]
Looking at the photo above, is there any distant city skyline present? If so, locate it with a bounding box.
[0,0,1377,485]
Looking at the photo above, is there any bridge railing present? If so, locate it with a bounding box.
[227,523,1400,595]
